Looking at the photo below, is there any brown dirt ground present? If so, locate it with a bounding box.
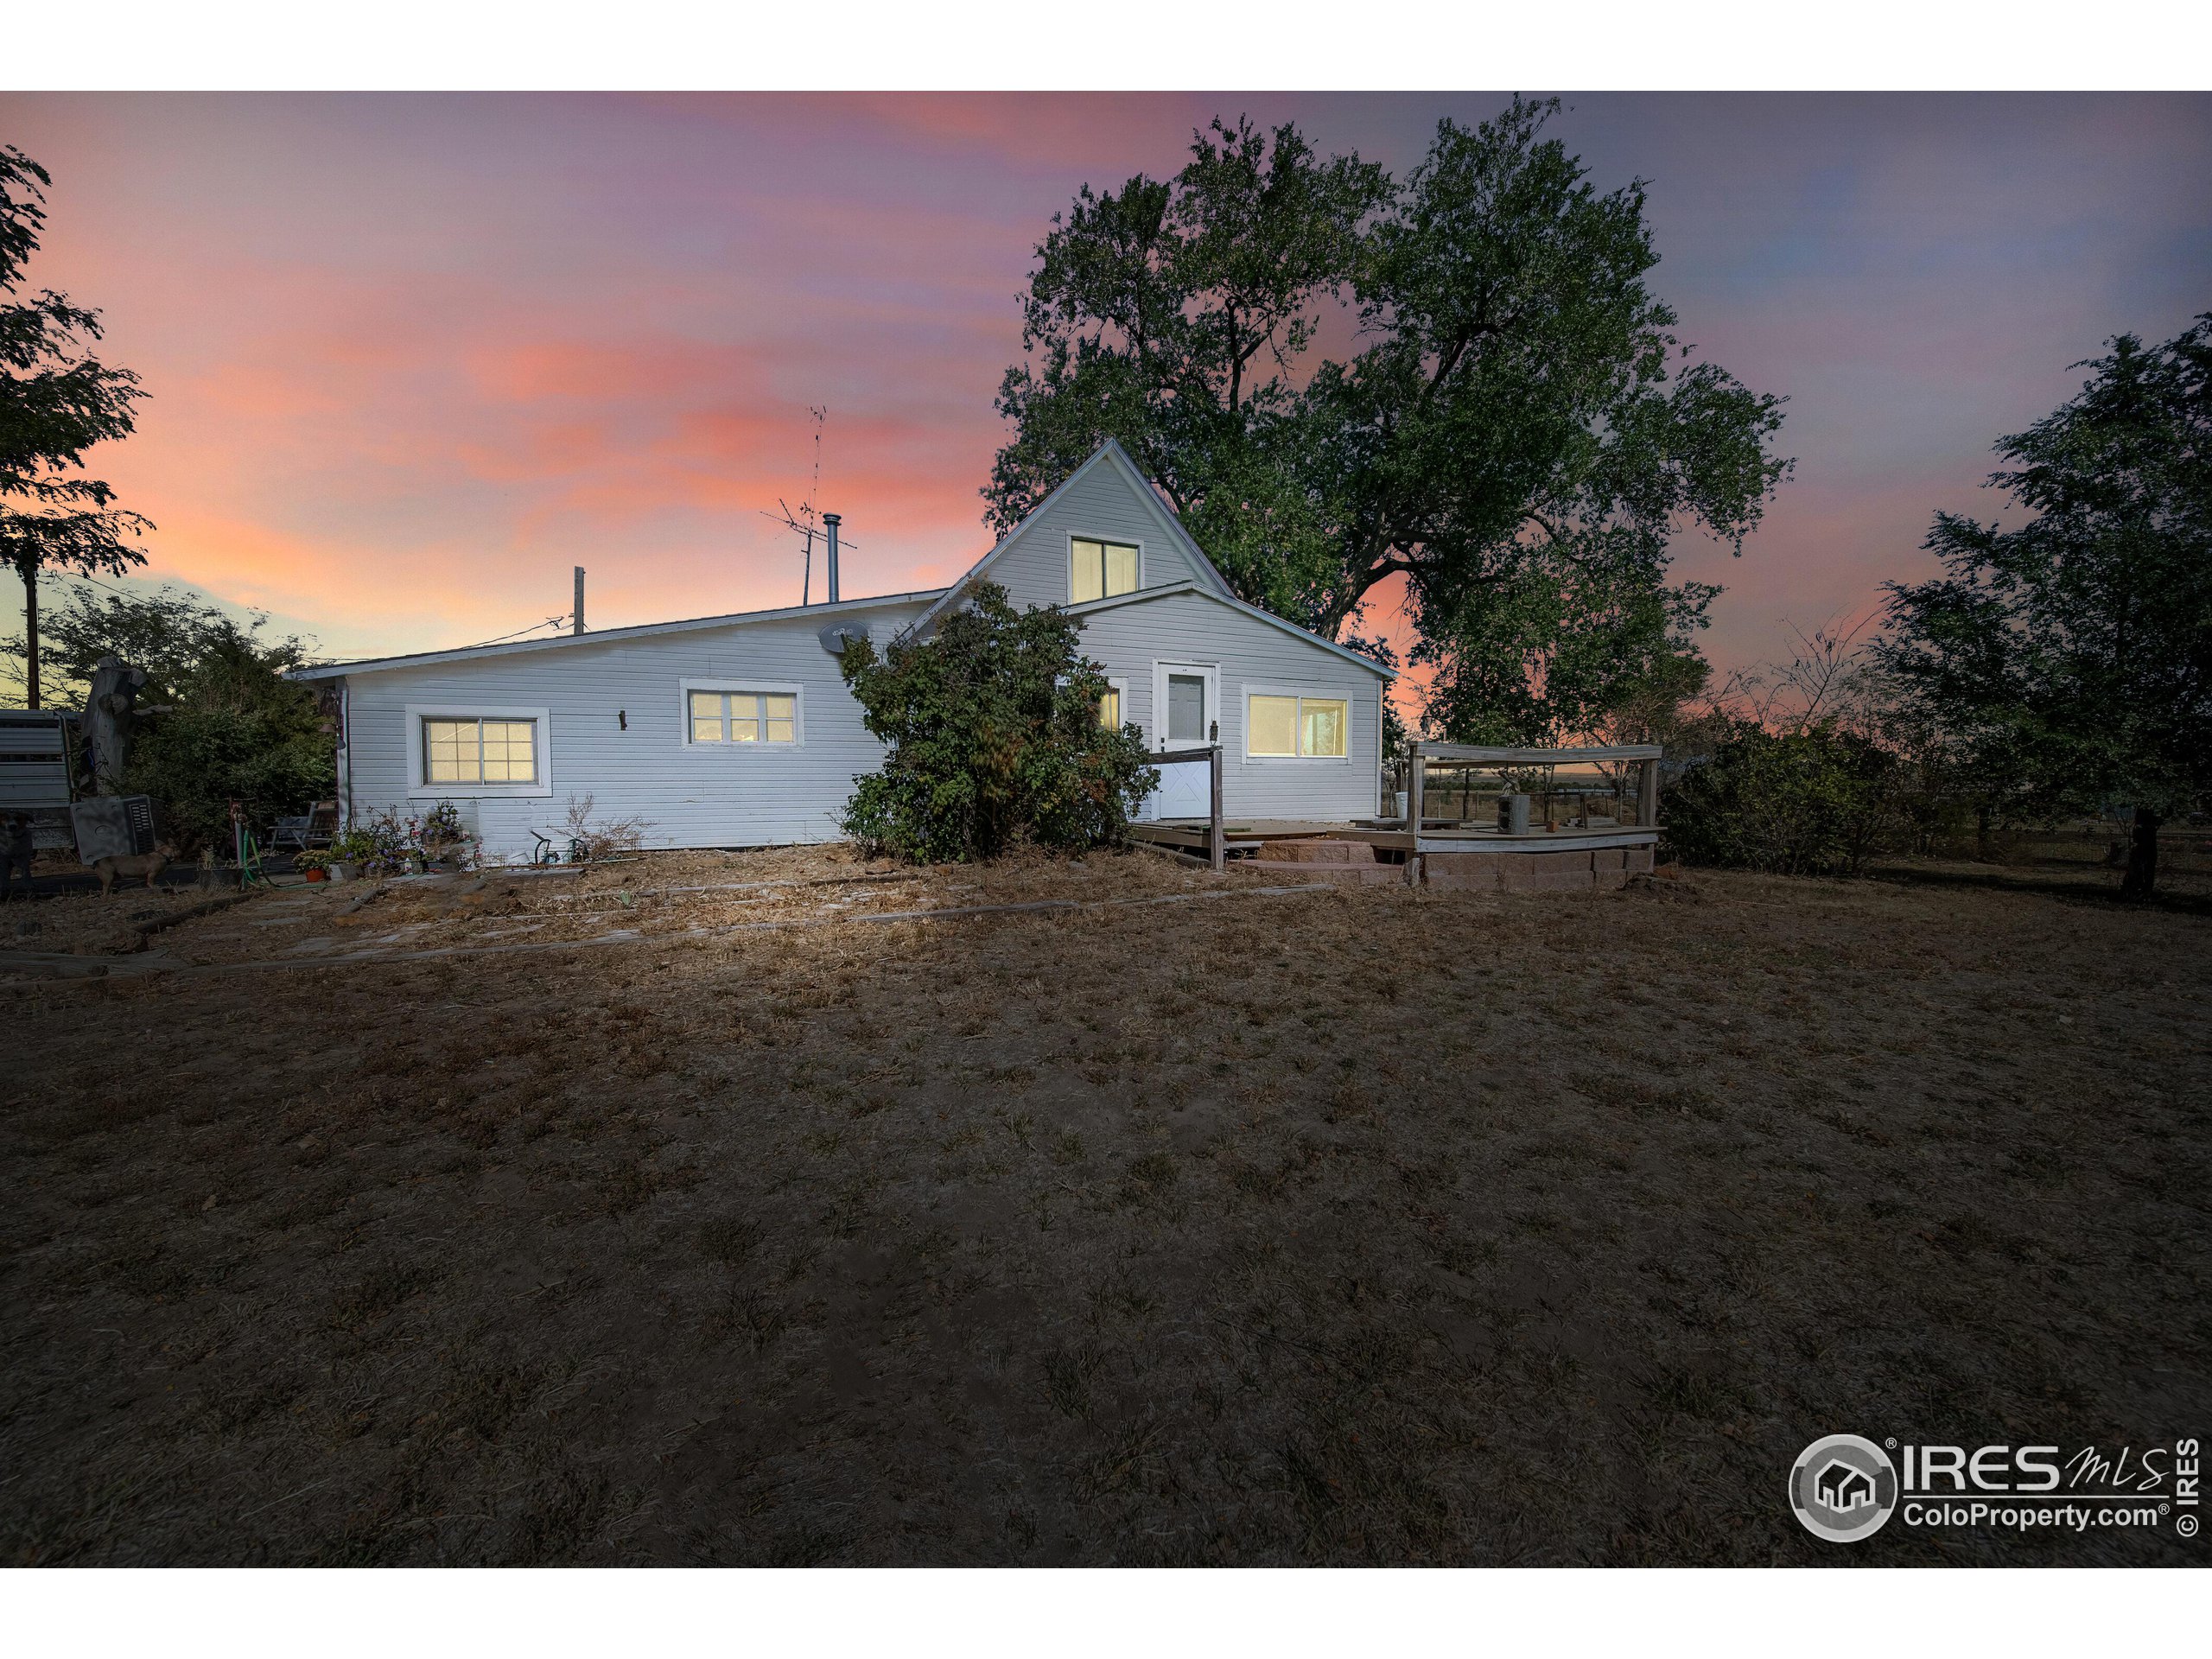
[3,846,2207,1565]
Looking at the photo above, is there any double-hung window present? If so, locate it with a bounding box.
[422,716,537,784]
[688,688,797,746]
[1071,537,1139,604]
[1247,692,1349,759]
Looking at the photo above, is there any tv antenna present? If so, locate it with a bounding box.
[759,406,856,606]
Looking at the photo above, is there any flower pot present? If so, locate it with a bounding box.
[330,861,359,882]
[303,867,328,883]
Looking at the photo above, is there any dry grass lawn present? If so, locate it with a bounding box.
[3,846,2206,1565]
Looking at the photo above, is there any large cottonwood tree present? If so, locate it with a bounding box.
[988,99,1792,742]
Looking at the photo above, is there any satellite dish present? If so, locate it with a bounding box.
[818,622,867,656]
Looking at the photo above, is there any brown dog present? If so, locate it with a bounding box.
[93,842,179,896]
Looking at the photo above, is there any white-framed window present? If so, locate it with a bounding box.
[1097,677,1129,730]
[405,705,550,798]
[1070,536,1141,604]
[679,680,804,748]
[1244,688,1352,760]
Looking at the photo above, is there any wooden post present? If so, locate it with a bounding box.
[1638,754,1660,828]
[1208,744,1224,873]
[1406,742,1425,831]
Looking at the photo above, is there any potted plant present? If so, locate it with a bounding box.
[294,849,333,883]
[416,801,471,873]
[327,826,374,881]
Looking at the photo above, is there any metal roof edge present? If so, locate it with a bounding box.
[289,588,949,681]
[1092,438,1234,599]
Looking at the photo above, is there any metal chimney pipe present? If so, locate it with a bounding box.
[573,566,585,633]
[823,515,841,604]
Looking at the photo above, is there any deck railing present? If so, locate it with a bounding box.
[1139,745,1224,871]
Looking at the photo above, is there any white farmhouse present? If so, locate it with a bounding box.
[293,440,1395,861]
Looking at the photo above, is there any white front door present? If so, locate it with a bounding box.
[1145,662,1217,821]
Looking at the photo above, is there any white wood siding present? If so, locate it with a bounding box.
[341,599,933,859]
[984,457,1213,612]
[1075,590,1386,823]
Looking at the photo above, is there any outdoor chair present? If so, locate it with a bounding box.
[268,803,339,851]
[266,814,314,851]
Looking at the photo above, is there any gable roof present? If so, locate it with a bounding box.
[907,438,1233,638]
[289,588,947,681]
[1067,581,1397,680]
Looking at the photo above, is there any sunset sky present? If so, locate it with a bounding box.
[2,91,2207,697]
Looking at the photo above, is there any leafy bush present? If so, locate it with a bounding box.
[345,808,421,876]
[837,584,1159,862]
[1662,721,1900,876]
[127,690,333,854]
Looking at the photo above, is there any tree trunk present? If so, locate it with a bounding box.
[79,655,148,796]
[1974,804,1992,861]
[2120,806,2159,900]
[20,559,36,711]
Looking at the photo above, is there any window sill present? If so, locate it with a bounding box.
[408,781,552,799]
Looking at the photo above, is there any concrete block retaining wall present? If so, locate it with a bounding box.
[1419,843,1652,893]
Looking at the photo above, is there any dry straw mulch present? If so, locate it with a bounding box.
[3,848,2206,1565]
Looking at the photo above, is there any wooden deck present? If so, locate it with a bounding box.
[1131,818,1659,856]
[1131,738,1669,887]
[1128,818,1365,855]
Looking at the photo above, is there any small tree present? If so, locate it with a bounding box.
[1880,317,2212,898]
[838,584,1159,862]
[0,147,150,709]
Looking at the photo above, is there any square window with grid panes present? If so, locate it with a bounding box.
[422,717,537,784]
[689,690,797,745]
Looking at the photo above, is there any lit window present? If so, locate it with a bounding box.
[423,717,537,784]
[1247,694,1348,759]
[1071,537,1138,603]
[689,690,797,745]
[1098,687,1122,728]
[1301,699,1346,758]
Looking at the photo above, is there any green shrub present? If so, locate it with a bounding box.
[1663,721,1900,876]
[837,583,1159,862]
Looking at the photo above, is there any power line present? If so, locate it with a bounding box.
[461,613,572,650]
[21,569,570,655]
